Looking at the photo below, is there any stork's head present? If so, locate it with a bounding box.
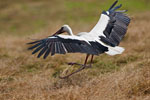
[52,25,72,36]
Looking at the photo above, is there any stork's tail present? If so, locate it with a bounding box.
[108,0,118,10]
[108,0,122,12]
[105,46,125,56]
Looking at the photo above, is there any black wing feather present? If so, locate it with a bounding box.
[43,43,52,59]
[37,45,48,58]
[101,2,130,46]
[32,43,45,54]
[51,42,55,56]
[28,42,42,50]
[27,36,98,58]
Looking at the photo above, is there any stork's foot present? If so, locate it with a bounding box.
[59,65,86,79]
[68,62,92,68]
[86,65,92,68]
[67,62,84,66]
[59,63,93,79]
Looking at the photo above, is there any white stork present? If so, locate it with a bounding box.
[27,0,130,79]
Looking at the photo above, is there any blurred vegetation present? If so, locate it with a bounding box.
[0,0,150,36]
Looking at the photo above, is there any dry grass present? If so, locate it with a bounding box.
[0,1,150,100]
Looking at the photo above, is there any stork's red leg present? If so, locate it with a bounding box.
[68,54,93,68]
[84,54,90,65]
[88,55,94,68]
[59,54,90,79]
[68,54,90,66]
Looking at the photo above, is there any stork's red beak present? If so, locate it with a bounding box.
[52,27,65,36]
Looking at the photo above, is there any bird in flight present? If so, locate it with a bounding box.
[27,0,130,79]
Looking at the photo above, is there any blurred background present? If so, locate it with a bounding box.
[0,0,150,36]
[0,0,150,100]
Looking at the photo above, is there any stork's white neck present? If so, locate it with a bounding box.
[67,27,74,35]
[63,25,74,36]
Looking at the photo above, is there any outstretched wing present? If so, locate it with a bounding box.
[27,35,98,59]
[89,0,130,47]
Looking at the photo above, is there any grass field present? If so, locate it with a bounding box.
[0,0,150,100]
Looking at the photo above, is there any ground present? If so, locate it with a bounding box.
[0,0,150,100]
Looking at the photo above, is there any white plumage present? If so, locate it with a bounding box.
[89,14,109,37]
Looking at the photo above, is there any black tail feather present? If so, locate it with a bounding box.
[109,0,118,10]
[108,0,123,12]
[111,4,122,11]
